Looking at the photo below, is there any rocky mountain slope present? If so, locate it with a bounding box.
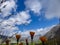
[44,24,60,40]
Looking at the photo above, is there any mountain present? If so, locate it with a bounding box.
[44,24,60,40]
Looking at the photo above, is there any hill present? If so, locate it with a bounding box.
[44,24,60,39]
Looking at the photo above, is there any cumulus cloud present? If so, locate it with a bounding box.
[0,0,17,18]
[0,19,18,36]
[8,11,31,25]
[24,0,60,19]
[0,0,32,36]
[0,11,31,36]
[0,0,17,36]
[24,0,42,14]
[14,11,31,25]
[43,0,60,19]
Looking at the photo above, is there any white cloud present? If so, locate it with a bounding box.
[0,0,32,36]
[24,0,60,19]
[17,25,56,38]
[0,0,17,18]
[44,0,60,19]
[15,11,31,25]
[8,11,31,25]
[24,0,42,14]
[0,11,31,36]
[0,19,19,36]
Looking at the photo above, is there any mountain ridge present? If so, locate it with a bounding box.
[44,24,60,40]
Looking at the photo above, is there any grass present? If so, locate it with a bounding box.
[0,39,60,45]
[0,42,41,45]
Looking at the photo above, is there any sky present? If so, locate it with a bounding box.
[0,0,60,37]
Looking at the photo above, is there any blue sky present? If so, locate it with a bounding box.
[16,0,59,31]
[0,0,60,36]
